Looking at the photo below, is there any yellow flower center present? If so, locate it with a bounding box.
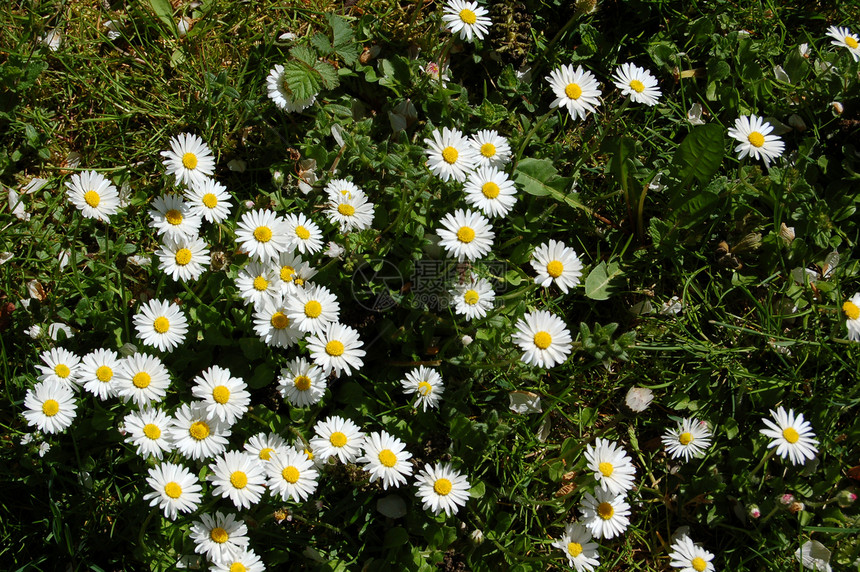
[230,470,248,489]
[533,331,552,349]
[132,372,151,388]
[96,365,113,382]
[378,449,397,467]
[294,375,311,391]
[189,420,210,440]
[565,83,582,100]
[326,340,345,356]
[691,557,707,572]
[282,466,300,483]
[597,501,614,520]
[280,266,296,282]
[457,226,475,243]
[434,478,453,495]
[679,432,693,445]
[295,225,311,240]
[480,142,496,157]
[338,204,356,217]
[481,182,500,199]
[153,316,170,333]
[253,225,272,242]
[54,364,71,378]
[442,146,459,164]
[294,278,305,286]
[210,527,228,544]
[329,431,347,447]
[463,289,480,305]
[84,190,100,207]
[165,209,183,226]
[212,385,230,404]
[182,152,198,170]
[304,300,323,318]
[629,79,645,93]
[418,381,433,395]
[844,301,860,320]
[846,36,859,49]
[230,564,247,572]
[143,423,161,439]
[271,312,289,329]
[747,131,765,148]
[42,399,59,416]
[782,427,800,443]
[202,193,218,208]
[174,248,192,266]
[598,462,614,477]
[259,447,274,460]
[305,448,314,460]
[253,276,269,291]
[567,542,583,557]
[459,8,477,25]
[546,260,564,278]
[164,481,182,499]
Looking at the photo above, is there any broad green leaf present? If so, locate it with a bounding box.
[147,0,178,36]
[671,124,724,187]
[514,158,591,213]
[282,60,322,101]
[328,14,359,65]
[290,45,318,66]
[314,61,340,90]
[584,260,624,300]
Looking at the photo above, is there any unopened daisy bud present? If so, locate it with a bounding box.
[779,222,795,243]
[469,529,484,545]
[748,504,761,519]
[244,200,255,209]
[780,493,795,505]
[837,490,857,507]
[788,501,805,514]
[574,0,598,17]
[461,334,473,346]
[272,170,285,186]
[831,101,844,115]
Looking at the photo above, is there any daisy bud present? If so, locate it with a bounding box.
[837,490,857,507]
[831,101,844,115]
[780,493,795,505]
[779,222,795,243]
[574,0,598,16]
[461,334,473,346]
[788,501,805,514]
[272,170,285,186]
[747,504,761,519]
[624,386,654,413]
[469,529,484,545]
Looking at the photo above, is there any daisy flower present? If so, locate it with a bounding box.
[551,522,600,572]
[143,462,202,520]
[612,63,661,106]
[210,548,265,572]
[414,463,470,516]
[235,209,289,263]
[169,402,231,461]
[244,432,289,465]
[22,380,77,434]
[727,114,784,167]
[266,447,320,502]
[760,406,818,465]
[306,322,366,377]
[531,239,583,294]
[266,64,317,112]
[190,365,251,425]
[208,451,267,510]
[36,347,81,389]
[253,294,303,348]
[327,193,375,232]
[662,418,713,461]
[184,177,232,223]
[236,261,281,309]
[424,127,479,183]
[309,415,365,464]
[78,348,121,400]
[470,129,511,169]
[843,292,860,341]
[358,430,414,490]
[283,212,324,255]
[441,0,491,43]
[123,406,173,459]
[437,209,495,262]
[826,25,860,61]
[286,284,341,336]
[161,133,215,188]
[324,179,365,202]
[272,251,317,295]
[156,235,210,282]
[114,353,171,407]
[65,170,120,221]
[190,511,250,564]
[148,194,202,241]
[463,166,518,218]
[451,276,495,321]
[277,357,326,407]
[512,310,572,368]
[546,64,602,120]
[668,535,716,572]
[133,299,188,353]
[400,366,445,411]
[579,489,631,540]
[585,438,637,495]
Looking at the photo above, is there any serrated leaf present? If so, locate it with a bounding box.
[584,261,624,301]
[310,33,332,55]
[671,124,725,187]
[328,14,359,65]
[282,60,322,101]
[314,61,340,90]
[290,45,318,66]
